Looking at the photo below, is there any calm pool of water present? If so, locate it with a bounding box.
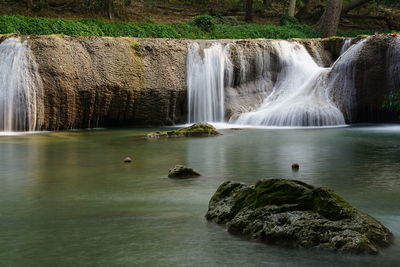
[0,125,399,266]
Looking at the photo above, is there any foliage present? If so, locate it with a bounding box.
[191,15,216,32]
[0,14,385,39]
[383,90,400,117]
[213,23,320,39]
[337,29,377,37]
[279,15,300,26]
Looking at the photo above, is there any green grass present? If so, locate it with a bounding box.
[0,14,383,39]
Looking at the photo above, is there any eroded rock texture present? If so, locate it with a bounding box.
[206,179,393,254]
[28,35,188,129]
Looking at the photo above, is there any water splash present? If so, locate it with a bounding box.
[235,41,345,126]
[0,37,43,132]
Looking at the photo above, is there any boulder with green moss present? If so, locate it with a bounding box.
[206,179,393,255]
[147,122,221,138]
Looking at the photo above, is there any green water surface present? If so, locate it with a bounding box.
[0,125,399,266]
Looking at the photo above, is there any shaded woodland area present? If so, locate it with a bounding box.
[0,0,399,36]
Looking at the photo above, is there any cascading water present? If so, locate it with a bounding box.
[386,36,400,91]
[187,42,232,123]
[327,38,368,121]
[0,37,43,132]
[235,41,345,126]
[187,38,368,127]
[340,39,353,55]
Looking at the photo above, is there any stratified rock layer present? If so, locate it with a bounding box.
[27,35,189,129]
[206,179,393,254]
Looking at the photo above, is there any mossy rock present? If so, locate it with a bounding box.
[147,122,221,138]
[206,179,393,255]
[168,165,201,179]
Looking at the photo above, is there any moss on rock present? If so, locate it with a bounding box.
[147,122,221,138]
[206,179,393,254]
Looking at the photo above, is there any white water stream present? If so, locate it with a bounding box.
[0,37,43,132]
[187,42,232,123]
[187,39,368,127]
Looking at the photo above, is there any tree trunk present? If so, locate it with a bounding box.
[315,0,343,37]
[105,0,113,20]
[342,0,372,14]
[245,0,253,22]
[288,0,296,17]
[26,0,34,10]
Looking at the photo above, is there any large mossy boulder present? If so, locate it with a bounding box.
[206,179,393,255]
[147,122,221,138]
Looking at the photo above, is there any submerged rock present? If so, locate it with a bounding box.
[206,179,393,254]
[168,165,201,179]
[147,122,221,138]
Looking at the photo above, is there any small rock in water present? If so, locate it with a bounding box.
[292,163,300,170]
[168,165,201,179]
[123,157,132,163]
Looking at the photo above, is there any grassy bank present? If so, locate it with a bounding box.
[0,14,377,39]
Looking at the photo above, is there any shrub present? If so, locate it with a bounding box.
[279,15,300,26]
[0,14,383,40]
[191,15,216,32]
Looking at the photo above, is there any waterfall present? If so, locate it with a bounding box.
[327,38,368,121]
[386,36,400,91]
[186,38,369,127]
[235,41,345,126]
[340,39,352,55]
[187,42,232,123]
[0,37,43,132]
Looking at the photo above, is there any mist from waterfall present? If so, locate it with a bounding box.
[187,38,368,127]
[0,37,43,132]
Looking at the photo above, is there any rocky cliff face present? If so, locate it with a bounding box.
[352,35,397,122]
[0,35,395,130]
[27,35,188,129]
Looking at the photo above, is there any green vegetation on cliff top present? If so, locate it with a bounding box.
[0,14,379,39]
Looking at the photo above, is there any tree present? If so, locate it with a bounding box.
[105,0,114,19]
[245,0,253,22]
[26,0,34,10]
[288,0,297,17]
[315,0,343,37]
